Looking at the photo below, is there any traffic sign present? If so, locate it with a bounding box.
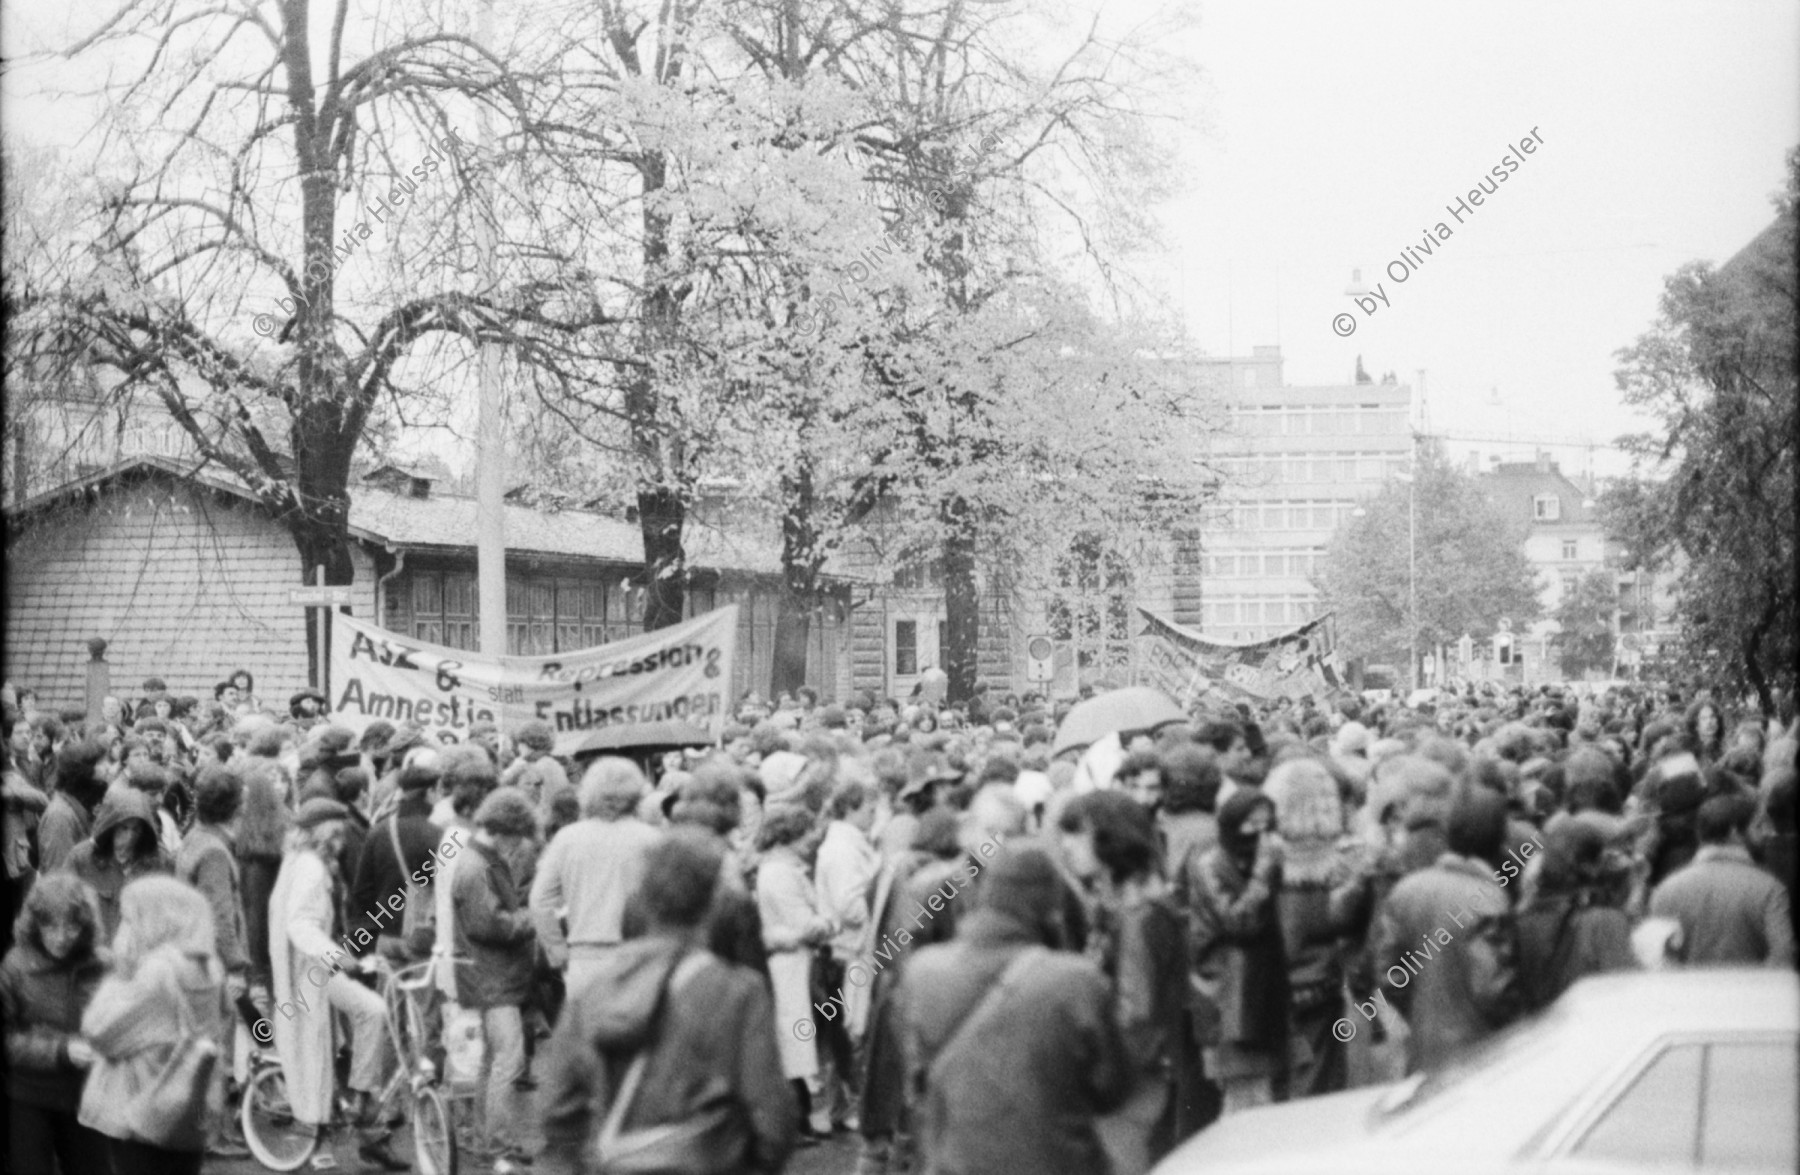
[1025,635,1055,683]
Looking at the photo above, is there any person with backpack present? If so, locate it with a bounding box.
[1370,787,1519,1074]
[538,829,796,1175]
[347,760,445,964]
[900,843,1132,1175]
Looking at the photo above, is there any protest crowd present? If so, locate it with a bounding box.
[1,668,1795,1175]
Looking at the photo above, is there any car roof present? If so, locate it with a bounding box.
[1553,968,1798,1035]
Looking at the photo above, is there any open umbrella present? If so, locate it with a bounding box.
[565,719,715,757]
[1053,686,1186,755]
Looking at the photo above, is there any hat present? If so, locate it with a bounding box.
[304,724,357,758]
[474,786,538,838]
[379,723,427,760]
[289,688,328,716]
[294,797,351,830]
[1331,721,1372,758]
[900,751,961,800]
[358,720,397,755]
[759,751,810,805]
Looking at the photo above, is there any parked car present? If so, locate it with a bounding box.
[1151,969,1797,1175]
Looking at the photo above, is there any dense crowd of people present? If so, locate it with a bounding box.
[1,671,1795,1175]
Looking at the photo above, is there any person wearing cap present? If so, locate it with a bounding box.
[267,797,405,1170]
[451,788,540,1172]
[347,759,446,965]
[528,757,663,994]
[900,844,1131,1175]
[289,688,329,731]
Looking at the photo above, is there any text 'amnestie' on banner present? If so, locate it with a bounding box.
[328,606,738,753]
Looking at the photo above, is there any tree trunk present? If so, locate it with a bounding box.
[638,484,687,631]
[941,496,981,704]
[772,465,820,696]
[630,148,688,633]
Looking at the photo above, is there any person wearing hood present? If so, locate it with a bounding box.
[899,843,1131,1175]
[66,789,175,941]
[539,829,796,1175]
[37,742,108,875]
[1189,789,1288,1114]
[1514,820,1637,1013]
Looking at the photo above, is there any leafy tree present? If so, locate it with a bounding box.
[5,0,614,661]
[1317,440,1543,676]
[1551,567,1620,679]
[1606,149,1797,715]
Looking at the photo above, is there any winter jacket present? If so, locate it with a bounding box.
[450,838,535,1009]
[1371,853,1514,1073]
[0,941,107,1110]
[347,794,444,949]
[78,946,224,1145]
[3,771,47,885]
[67,790,175,940]
[1650,844,1796,967]
[1514,892,1636,1012]
[1189,846,1288,1055]
[37,790,94,874]
[901,908,1132,1175]
[175,823,249,976]
[538,934,796,1175]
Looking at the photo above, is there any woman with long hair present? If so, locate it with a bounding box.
[2,873,110,1175]
[1684,699,1727,767]
[77,875,224,1175]
[1059,790,1191,1172]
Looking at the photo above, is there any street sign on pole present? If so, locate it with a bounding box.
[290,586,354,607]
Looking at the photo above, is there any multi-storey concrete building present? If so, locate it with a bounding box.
[1189,346,1415,643]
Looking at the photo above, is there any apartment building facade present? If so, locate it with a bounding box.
[1186,346,1414,643]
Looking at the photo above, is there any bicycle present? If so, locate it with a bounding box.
[240,956,459,1173]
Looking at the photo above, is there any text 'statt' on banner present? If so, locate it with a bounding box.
[328,606,738,754]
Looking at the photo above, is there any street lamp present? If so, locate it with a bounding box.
[1392,469,1418,693]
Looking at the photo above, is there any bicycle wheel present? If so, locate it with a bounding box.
[240,1062,322,1171]
[411,1083,457,1175]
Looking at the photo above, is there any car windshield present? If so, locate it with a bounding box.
[1373,1004,1574,1123]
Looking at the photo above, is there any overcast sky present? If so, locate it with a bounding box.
[7,1,1795,481]
[1142,0,1798,477]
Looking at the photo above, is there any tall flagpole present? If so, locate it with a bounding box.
[475,0,508,656]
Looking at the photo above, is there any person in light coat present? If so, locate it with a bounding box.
[755,803,832,1132]
[77,876,223,1175]
[266,798,406,1171]
[814,780,881,1125]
